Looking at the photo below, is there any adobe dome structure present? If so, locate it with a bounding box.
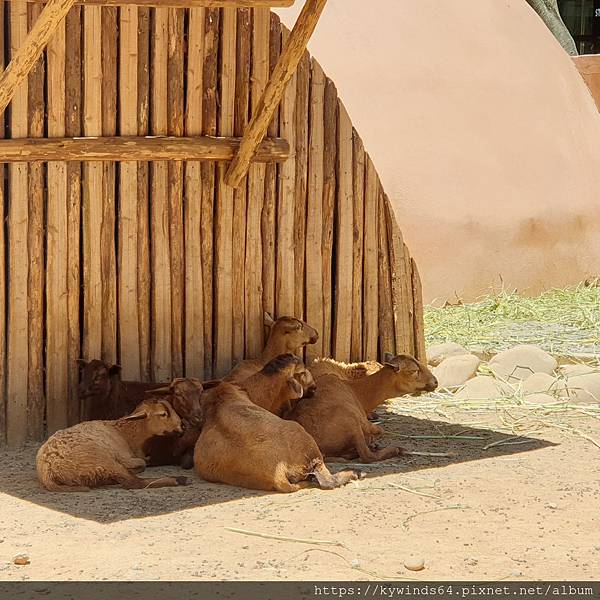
[278,0,600,302]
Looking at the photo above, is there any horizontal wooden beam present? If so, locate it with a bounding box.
[225,0,328,188]
[19,0,294,7]
[0,0,77,118]
[0,135,291,162]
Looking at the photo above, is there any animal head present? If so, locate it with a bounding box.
[77,359,121,402]
[293,362,317,398]
[122,399,183,437]
[382,353,438,394]
[146,378,204,427]
[261,354,314,409]
[264,313,319,350]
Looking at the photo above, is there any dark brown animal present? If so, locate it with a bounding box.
[36,399,189,492]
[78,359,163,421]
[285,354,438,462]
[194,382,361,493]
[224,314,318,383]
[141,378,205,468]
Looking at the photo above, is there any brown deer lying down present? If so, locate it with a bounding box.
[284,354,438,463]
[36,399,189,492]
[141,378,205,467]
[78,359,164,421]
[224,314,319,383]
[194,382,362,493]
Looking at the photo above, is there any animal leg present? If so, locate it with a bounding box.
[333,469,364,486]
[114,465,189,490]
[272,478,301,493]
[311,463,339,490]
[42,481,91,493]
[179,449,195,470]
[352,429,405,463]
[121,457,146,473]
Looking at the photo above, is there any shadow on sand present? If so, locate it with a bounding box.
[0,412,556,524]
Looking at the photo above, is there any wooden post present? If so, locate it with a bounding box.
[184,6,205,378]
[363,156,379,360]
[118,4,141,380]
[378,188,394,357]
[225,0,328,188]
[46,7,69,434]
[0,0,76,118]
[411,258,427,362]
[305,59,324,361]
[0,0,6,444]
[19,0,296,5]
[244,6,269,358]
[214,7,237,377]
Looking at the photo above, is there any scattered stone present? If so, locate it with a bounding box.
[433,354,480,389]
[524,393,557,405]
[522,373,565,394]
[427,342,470,367]
[546,503,558,510]
[404,556,425,572]
[562,372,600,404]
[489,345,558,381]
[464,557,479,566]
[558,364,598,377]
[455,375,513,400]
[13,554,30,566]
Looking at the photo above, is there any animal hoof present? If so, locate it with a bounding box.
[175,476,190,486]
[180,454,194,470]
[356,470,367,480]
[396,447,407,456]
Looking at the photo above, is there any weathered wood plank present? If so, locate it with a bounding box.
[150,6,172,381]
[378,188,394,357]
[305,59,324,361]
[0,0,6,444]
[7,0,30,447]
[225,0,328,187]
[321,76,337,357]
[275,27,296,317]
[333,100,353,362]
[20,0,296,6]
[214,6,236,377]
[363,155,379,360]
[244,5,268,357]
[46,7,69,434]
[411,257,427,362]
[184,6,205,377]
[118,4,141,380]
[168,6,185,378]
[350,129,365,362]
[232,7,251,365]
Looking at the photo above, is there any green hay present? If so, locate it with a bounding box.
[424,284,600,360]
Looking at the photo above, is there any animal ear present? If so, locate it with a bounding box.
[202,379,222,390]
[383,352,395,364]
[287,378,304,400]
[122,410,148,421]
[145,386,171,396]
[263,312,275,328]
[108,364,122,376]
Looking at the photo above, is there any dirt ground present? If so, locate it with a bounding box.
[0,404,598,582]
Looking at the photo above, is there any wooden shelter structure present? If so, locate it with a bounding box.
[0,0,425,446]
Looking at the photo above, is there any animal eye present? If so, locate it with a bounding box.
[159,411,168,417]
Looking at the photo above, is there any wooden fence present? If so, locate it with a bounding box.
[0,3,425,446]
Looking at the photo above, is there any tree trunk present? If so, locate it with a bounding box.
[525,0,578,55]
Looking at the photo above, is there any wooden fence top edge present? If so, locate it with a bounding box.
[12,0,296,7]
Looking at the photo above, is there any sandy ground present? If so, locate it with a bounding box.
[0,406,598,582]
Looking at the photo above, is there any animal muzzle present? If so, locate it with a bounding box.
[424,377,438,392]
[308,333,319,344]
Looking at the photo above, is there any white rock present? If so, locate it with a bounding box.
[433,354,480,389]
[404,556,425,571]
[489,345,557,381]
[558,364,597,377]
[455,375,513,400]
[427,342,470,367]
[522,373,567,395]
[563,372,600,404]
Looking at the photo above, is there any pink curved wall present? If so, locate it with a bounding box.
[277,0,600,303]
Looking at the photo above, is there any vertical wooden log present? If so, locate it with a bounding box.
[275,27,296,317]
[350,130,365,362]
[168,7,185,378]
[200,7,219,377]
[385,197,412,355]
[214,6,236,377]
[65,6,82,423]
[261,12,280,321]
[378,188,394,357]
[321,76,337,356]
[404,242,417,356]
[137,6,151,381]
[411,258,427,362]
[150,6,172,381]
[232,7,251,365]
[101,6,117,363]
[82,5,104,361]
[46,8,69,434]
[184,6,205,378]
[244,6,268,358]
[119,4,141,380]
[305,59,324,361]
[363,156,379,360]
[27,1,45,441]
[7,1,30,446]
[0,0,6,444]
[294,50,310,321]
[333,101,353,362]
